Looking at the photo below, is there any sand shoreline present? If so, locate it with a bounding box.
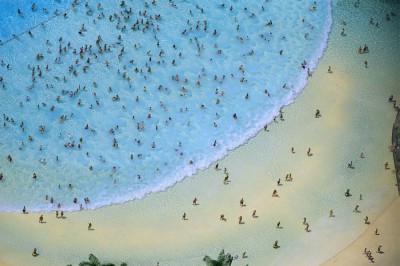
[0,0,399,265]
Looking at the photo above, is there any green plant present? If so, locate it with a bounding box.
[76,254,127,266]
[203,249,233,266]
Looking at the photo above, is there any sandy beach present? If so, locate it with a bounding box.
[0,1,399,265]
[323,197,400,266]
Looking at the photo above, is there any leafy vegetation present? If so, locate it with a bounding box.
[203,249,233,266]
[67,254,127,266]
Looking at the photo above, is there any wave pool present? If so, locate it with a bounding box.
[0,0,332,212]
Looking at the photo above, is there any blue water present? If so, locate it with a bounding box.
[0,0,332,212]
[0,0,72,42]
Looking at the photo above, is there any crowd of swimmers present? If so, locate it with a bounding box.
[1,0,316,214]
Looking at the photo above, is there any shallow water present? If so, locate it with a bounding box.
[0,0,71,42]
[0,0,331,211]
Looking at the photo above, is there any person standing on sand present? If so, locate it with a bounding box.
[88,223,92,230]
[276,221,281,228]
[384,162,389,170]
[305,223,310,232]
[252,210,257,218]
[39,215,44,223]
[238,216,242,224]
[329,209,334,217]
[348,161,353,168]
[224,174,229,184]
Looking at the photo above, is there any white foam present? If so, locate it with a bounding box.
[0,0,332,212]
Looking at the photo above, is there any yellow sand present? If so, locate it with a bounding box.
[323,197,400,266]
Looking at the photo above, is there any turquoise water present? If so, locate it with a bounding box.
[0,0,72,42]
[0,0,332,212]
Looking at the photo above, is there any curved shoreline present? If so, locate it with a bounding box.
[0,0,333,213]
